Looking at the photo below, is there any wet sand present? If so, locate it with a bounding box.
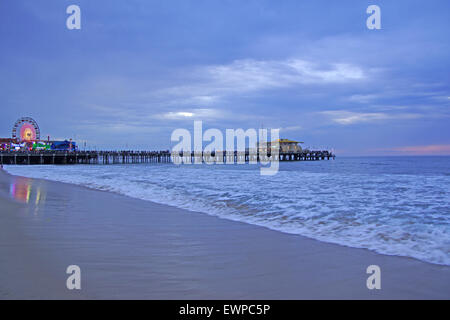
[0,169,449,299]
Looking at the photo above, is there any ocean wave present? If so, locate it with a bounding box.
[5,159,450,266]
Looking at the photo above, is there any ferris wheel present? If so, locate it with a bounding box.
[12,117,41,142]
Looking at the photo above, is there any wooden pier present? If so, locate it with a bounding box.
[0,150,335,165]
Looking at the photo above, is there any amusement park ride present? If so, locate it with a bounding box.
[0,117,76,152]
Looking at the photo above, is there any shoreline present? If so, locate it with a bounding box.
[4,167,448,268]
[0,169,449,299]
[4,165,448,268]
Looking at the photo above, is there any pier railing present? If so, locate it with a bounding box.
[0,150,335,165]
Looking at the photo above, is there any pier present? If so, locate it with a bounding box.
[0,150,335,165]
[0,118,335,166]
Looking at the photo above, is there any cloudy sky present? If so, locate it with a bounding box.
[1,0,449,155]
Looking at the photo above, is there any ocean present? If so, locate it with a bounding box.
[5,156,450,266]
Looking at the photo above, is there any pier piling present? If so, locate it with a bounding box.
[0,150,335,165]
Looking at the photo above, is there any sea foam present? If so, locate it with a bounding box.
[5,157,450,265]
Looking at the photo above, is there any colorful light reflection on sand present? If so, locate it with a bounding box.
[9,177,46,205]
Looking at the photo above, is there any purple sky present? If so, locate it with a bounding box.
[0,0,449,155]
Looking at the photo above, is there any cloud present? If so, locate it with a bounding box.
[162,111,194,119]
[319,110,423,125]
[281,125,302,132]
[155,108,224,121]
[348,94,379,103]
[207,59,365,89]
[203,59,366,92]
[151,58,367,106]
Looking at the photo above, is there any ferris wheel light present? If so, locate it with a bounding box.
[12,117,40,142]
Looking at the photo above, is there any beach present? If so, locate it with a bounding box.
[0,169,449,299]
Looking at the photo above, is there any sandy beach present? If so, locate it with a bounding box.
[0,169,449,299]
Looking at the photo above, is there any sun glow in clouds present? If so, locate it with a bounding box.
[162,111,194,119]
[176,112,194,117]
[391,144,450,155]
[158,109,223,120]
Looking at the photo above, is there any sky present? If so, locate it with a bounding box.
[0,0,449,155]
